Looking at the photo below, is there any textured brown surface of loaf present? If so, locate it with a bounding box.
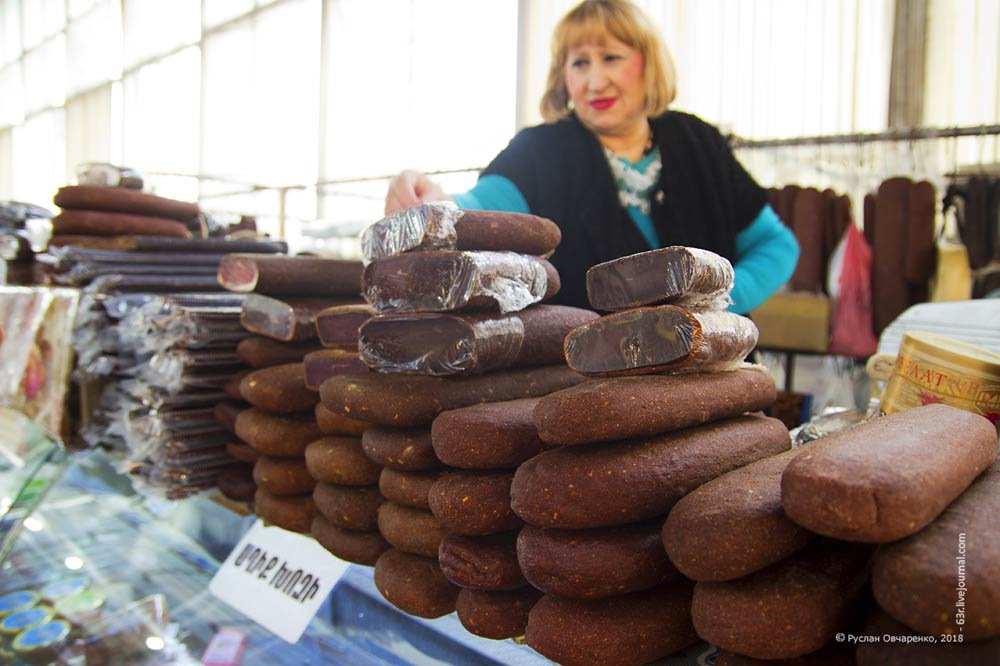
[692,539,872,660]
[315,304,375,348]
[438,531,525,590]
[432,398,550,469]
[303,349,367,390]
[217,464,256,502]
[872,461,1000,639]
[512,414,790,529]
[453,209,561,254]
[429,470,522,536]
[534,368,777,445]
[362,250,560,314]
[585,245,734,311]
[856,611,1000,666]
[361,426,443,471]
[304,437,381,485]
[663,447,812,581]
[52,209,192,238]
[359,305,598,375]
[564,306,758,377]
[378,468,445,510]
[253,489,317,534]
[312,482,383,531]
[905,180,937,285]
[253,456,315,496]
[373,549,459,619]
[377,502,446,558]
[790,187,824,292]
[319,365,586,427]
[236,336,323,368]
[311,514,388,566]
[518,519,677,598]
[55,184,200,221]
[234,408,323,458]
[526,580,698,666]
[872,178,911,334]
[226,439,260,464]
[239,363,317,413]
[224,370,252,401]
[315,403,370,437]
[456,587,543,640]
[781,404,997,543]
[218,253,363,296]
[241,294,359,342]
[213,400,246,434]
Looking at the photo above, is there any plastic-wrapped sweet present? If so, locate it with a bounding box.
[586,246,735,311]
[360,203,561,265]
[359,305,597,375]
[362,250,559,314]
[563,305,758,377]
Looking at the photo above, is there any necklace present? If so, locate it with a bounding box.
[604,144,662,215]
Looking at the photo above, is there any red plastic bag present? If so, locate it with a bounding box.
[828,223,878,356]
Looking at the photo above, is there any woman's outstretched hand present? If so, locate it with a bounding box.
[384,169,453,214]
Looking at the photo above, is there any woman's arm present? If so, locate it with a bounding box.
[452,174,530,213]
[730,204,800,314]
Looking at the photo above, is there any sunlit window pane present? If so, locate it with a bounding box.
[203,0,253,29]
[0,128,13,198]
[12,109,66,208]
[0,63,24,127]
[0,0,22,65]
[122,0,200,67]
[69,0,101,20]
[21,0,65,51]
[23,34,65,114]
[67,0,123,95]
[66,86,113,181]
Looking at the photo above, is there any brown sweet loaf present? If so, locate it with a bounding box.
[241,294,358,343]
[234,409,323,458]
[872,461,1000,639]
[359,305,598,376]
[872,177,912,334]
[253,456,315,496]
[239,363,317,414]
[312,482,383,532]
[373,549,459,619]
[51,209,191,238]
[456,587,543,640]
[432,398,550,469]
[303,349,367,390]
[856,611,1000,666]
[213,400,245,434]
[526,580,698,666]
[563,306,759,377]
[438,531,525,591]
[217,465,256,502]
[692,539,872,660]
[253,489,317,534]
[534,368,777,446]
[226,440,259,465]
[361,204,561,260]
[224,370,252,401]
[236,337,323,368]
[311,514,389,566]
[511,414,790,529]
[663,448,812,581]
[314,303,375,350]
[315,403,370,437]
[429,471,522,536]
[906,180,937,286]
[361,426,443,472]
[217,253,363,296]
[378,468,445,510]
[376,502,446,558]
[518,519,677,598]
[585,245,734,311]
[362,250,560,314]
[54,184,200,221]
[319,365,585,427]
[304,437,382,485]
[781,404,997,543]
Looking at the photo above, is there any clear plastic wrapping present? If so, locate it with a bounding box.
[360,312,526,375]
[564,305,759,377]
[360,201,462,265]
[363,250,552,314]
[586,245,735,311]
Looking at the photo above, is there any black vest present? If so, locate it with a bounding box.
[482,111,766,309]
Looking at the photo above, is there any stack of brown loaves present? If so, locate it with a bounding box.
[319,203,592,619]
[518,246,787,665]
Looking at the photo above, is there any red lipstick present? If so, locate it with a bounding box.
[590,98,615,110]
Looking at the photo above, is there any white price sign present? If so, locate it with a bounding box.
[209,520,349,643]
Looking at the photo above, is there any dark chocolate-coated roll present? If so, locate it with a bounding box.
[378,468,445,510]
[439,531,525,590]
[253,456,315,496]
[456,587,543,640]
[311,514,389,566]
[432,397,550,469]
[373,549,459,619]
[235,409,323,458]
[361,426,443,471]
[377,502,446,558]
[305,437,381,486]
[313,482,383,532]
[239,363,317,414]
[429,471,522,536]
[253,489,317,534]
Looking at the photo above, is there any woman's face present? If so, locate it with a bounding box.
[564,34,646,137]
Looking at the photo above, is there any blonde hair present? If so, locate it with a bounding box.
[540,0,677,123]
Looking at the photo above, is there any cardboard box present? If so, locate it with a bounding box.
[751,292,831,352]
